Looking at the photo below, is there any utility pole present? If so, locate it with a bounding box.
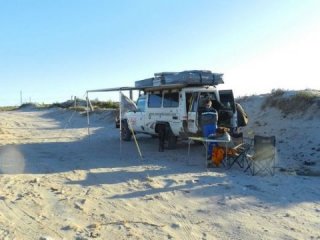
[20,90,22,105]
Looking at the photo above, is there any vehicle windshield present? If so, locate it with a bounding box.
[136,96,146,112]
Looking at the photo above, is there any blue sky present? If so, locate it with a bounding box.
[0,0,319,105]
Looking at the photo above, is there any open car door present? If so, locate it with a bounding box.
[187,92,200,134]
[218,90,237,129]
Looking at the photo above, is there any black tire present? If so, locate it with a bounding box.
[167,128,177,149]
[121,120,132,141]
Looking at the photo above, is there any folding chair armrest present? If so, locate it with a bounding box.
[233,143,245,151]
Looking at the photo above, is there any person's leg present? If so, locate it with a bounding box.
[158,125,166,152]
[202,124,215,158]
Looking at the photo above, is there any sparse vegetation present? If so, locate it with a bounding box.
[0,106,18,111]
[236,94,256,102]
[90,100,119,109]
[0,99,119,112]
[59,99,119,111]
[68,106,88,112]
[262,89,320,114]
[270,88,285,97]
[19,103,52,110]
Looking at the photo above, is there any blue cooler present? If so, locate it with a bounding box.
[200,110,218,157]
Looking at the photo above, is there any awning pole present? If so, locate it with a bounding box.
[119,91,122,157]
[86,92,91,142]
[128,121,143,160]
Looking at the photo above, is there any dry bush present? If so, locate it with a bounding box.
[69,106,87,112]
[262,89,319,114]
[91,100,119,109]
[236,94,257,102]
[0,106,18,111]
[261,89,285,111]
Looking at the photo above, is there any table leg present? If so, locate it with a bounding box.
[205,142,208,170]
[226,145,228,167]
[187,140,191,165]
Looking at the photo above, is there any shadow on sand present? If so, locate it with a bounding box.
[0,108,319,208]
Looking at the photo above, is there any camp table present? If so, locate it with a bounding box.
[187,136,231,168]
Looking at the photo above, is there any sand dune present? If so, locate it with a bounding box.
[0,94,319,240]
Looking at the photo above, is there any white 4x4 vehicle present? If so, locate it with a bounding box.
[121,71,237,149]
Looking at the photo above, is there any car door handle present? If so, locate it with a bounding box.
[173,116,178,120]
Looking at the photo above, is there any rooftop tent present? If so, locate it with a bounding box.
[135,70,224,88]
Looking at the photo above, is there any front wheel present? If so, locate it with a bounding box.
[121,120,132,141]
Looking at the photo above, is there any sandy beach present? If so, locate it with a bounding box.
[0,93,319,240]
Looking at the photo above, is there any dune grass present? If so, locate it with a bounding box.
[0,106,18,111]
[0,99,119,112]
[262,89,320,114]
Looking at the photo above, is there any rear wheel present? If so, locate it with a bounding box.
[121,120,132,141]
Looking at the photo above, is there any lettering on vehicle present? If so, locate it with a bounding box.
[148,113,177,118]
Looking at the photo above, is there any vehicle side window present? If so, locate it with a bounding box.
[163,92,179,108]
[136,97,146,112]
[148,93,162,108]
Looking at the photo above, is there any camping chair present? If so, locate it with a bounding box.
[226,143,252,169]
[225,133,251,169]
[210,132,249,168]
[245,135,276,176]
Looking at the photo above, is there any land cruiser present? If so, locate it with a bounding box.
[120,70,238,149]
